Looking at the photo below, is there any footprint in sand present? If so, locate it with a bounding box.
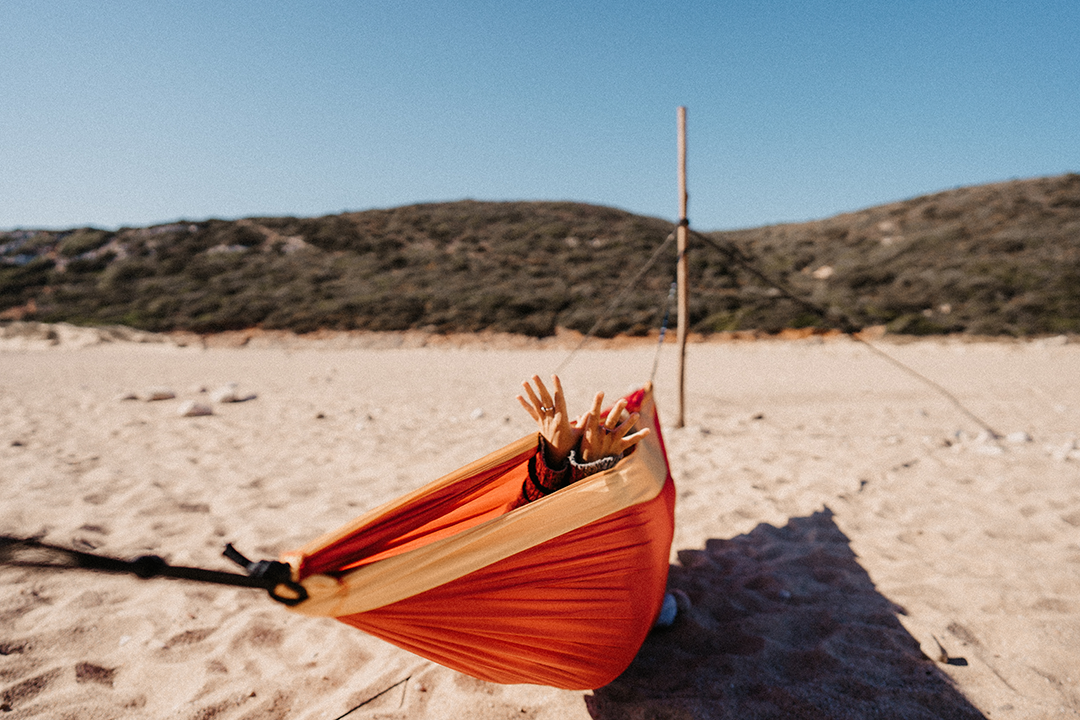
[74,661,116,687]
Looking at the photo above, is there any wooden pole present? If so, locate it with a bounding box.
[676,106,689,428]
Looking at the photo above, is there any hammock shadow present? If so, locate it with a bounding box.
[585,508,987,720]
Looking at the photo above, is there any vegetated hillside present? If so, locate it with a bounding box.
[2,174,1079,337]
[705,173,1080,336]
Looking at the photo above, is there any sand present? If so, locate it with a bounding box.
[1,324,1078,719]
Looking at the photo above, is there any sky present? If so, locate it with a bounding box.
[2,1,1078,232]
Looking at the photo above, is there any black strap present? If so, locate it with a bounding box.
[0,536,308,606]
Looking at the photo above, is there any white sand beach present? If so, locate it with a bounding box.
[1,325,1078,719]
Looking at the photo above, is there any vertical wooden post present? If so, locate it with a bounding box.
[676,106,689,428]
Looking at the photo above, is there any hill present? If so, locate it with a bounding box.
[2,174,1079,337]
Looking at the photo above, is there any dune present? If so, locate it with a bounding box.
[1,326,1078,718]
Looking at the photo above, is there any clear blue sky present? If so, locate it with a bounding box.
[2,1,1077,231]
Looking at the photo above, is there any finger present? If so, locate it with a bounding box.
[605,399,628,430]
[620,427,651,449]
[587,393,603,436]
[522,377,540,405]
[534,375,554,410]
[612,411,640,438]
[581,398,603,462]
[552,375,569,417]
[520,379,544,414]
[516,394,539,421]
[590,391,604,420]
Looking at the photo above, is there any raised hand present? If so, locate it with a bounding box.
[517,374,587,466]
[580,392,651,463]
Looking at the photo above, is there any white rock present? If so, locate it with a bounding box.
[469,408,485,420]
[143,387,176,401]
[210,383,256,403]
[178,401,213,417]
[1005,431,1033,444]
[1050,439,1078,462]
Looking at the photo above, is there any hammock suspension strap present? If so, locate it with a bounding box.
[0,535,308,607]
[650,281,678,383]
[688,228,1003,439]
[554,231,676,375]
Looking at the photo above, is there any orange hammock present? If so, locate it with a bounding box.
[281,383,676,690]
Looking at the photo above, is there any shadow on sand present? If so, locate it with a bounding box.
[586,508,987,720]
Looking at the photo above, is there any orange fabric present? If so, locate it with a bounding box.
[297,446,536,576]
[290,387,675,689]
[337,476,676,688]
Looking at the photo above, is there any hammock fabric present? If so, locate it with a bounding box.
[281,384,676,690]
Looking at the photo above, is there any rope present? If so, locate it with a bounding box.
[687,228,1003,439]
[329,675,411,720]
[553,232,675,375]
[689,229,854,333]
[842,336,1003,438]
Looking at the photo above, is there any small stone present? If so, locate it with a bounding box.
[1050,439,1078,462]
[1005,431,1032,444]
[470,408,485,420]
[178,401,213,417]
[143,387,176,401]
[210,383,256,403]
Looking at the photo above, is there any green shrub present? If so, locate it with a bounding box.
[59,229,111,257]
[0,257,53,306]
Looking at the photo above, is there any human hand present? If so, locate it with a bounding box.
[580,392,651,463]
[517,374,587,466]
